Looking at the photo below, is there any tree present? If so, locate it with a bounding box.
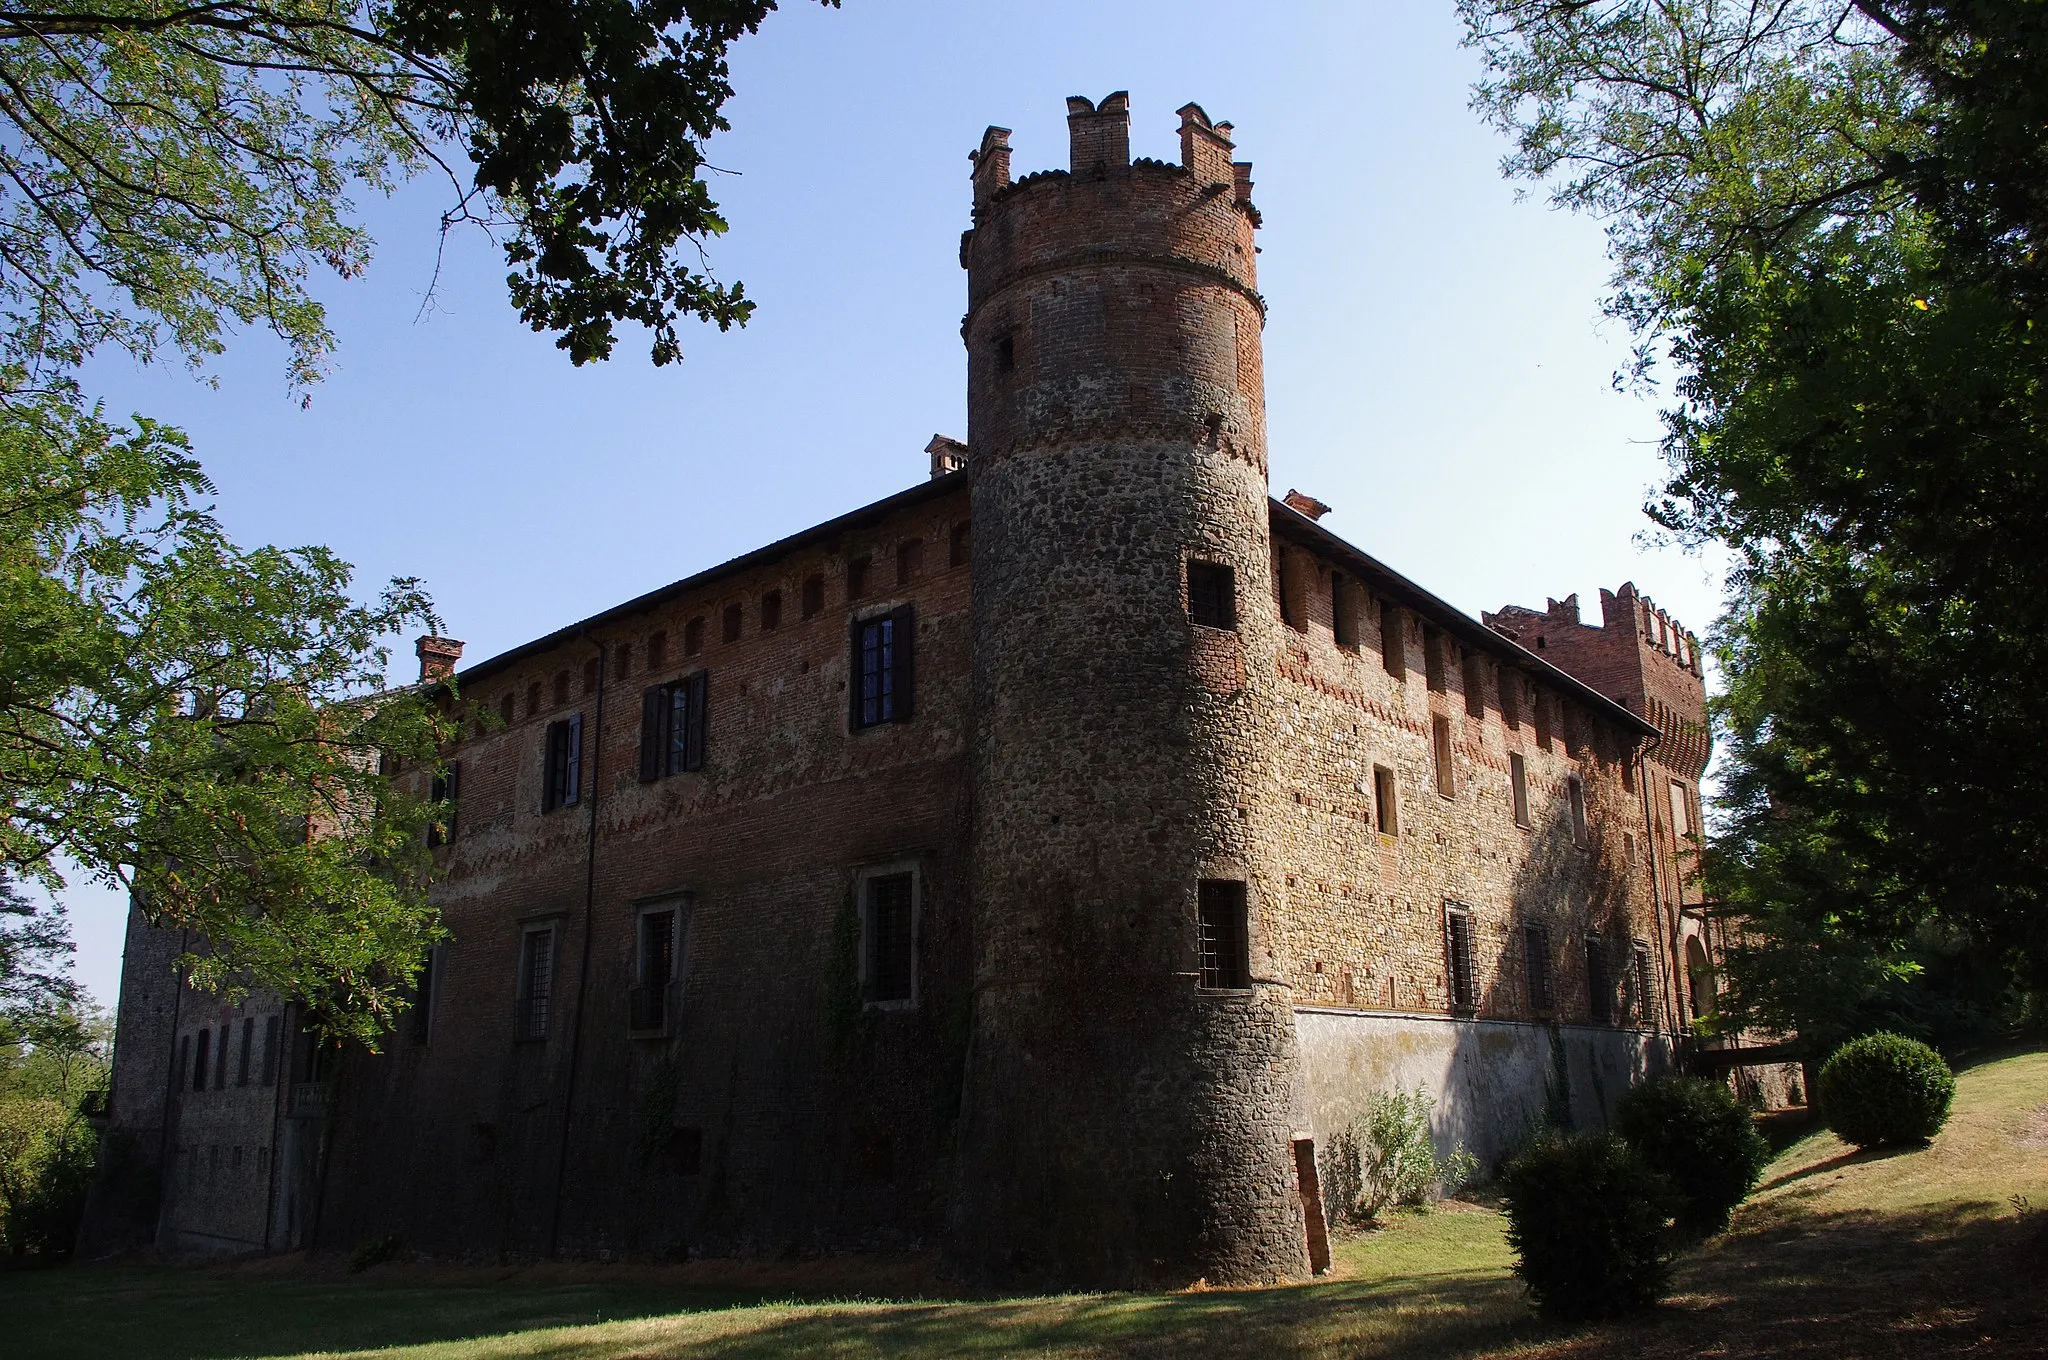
[1458,2,2048,1023]
[1,0,827,1041]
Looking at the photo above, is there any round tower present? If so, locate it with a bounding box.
[953,94,1309,1286]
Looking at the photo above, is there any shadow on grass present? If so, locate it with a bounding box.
[1,1258,1538,1360]
[1752,1143,1914,1196]
[1519,1199,2048,1360]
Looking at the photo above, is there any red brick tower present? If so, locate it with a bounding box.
[952,95,1310,1286]
[1483,586,1715,1013]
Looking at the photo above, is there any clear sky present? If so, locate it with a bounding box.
[56,0,1728,1007]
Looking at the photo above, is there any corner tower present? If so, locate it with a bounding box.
[954,95,1309,1286]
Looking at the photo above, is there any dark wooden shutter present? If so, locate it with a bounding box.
[891,604,915,722]
[639,685,664,783]
[849,614,867,729]
[683,673,707,771]
[564,712,583,807]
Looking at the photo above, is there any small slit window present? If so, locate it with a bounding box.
[1380,603,1405,678]
[721,603,742,644]
[897,539,923,585]
[1277,550,1308,632]
[801,574,825,619]
[1333,578,1361,649]
[949,521,971,568]
[1510,752,1531,829]
[761,590,782,631]
[683,617,705,656]
[1373,765,1398,837]
[1463,654,1487,718]
[846,556,871,602]
[1432,716,1456,799]
[1423,627,1447,692]
[1567,775,1589,847]
[1197,880,1251,990]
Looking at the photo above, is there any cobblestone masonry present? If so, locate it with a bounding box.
[85,95,1708,1283]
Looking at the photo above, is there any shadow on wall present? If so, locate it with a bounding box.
[1295,790,1671,1177]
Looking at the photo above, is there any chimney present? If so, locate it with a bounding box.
[1066,91,1131,178]
[415,635,464,683]
[1178,103,1235,188]
[970,125,1012,209]
[1283,489,1332,521]
[926,434,970,478]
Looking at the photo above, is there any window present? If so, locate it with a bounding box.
[261,1016,279,1086]
[1624,831,1638,868]
[411,945,444,1046]
[801,573,825,619]
[683,617,704,656]
[582,658,599,696]
[1424,627,1447,692]
[1444,905,1477,1012]
[1567,775,1589,846]
[1586,936,1612,1024]
[761,589,782,631]
[648,631,667,669]
[1333,578,1361,648]
[1186,559,1235,630]
[175,1035,190,1091]
[994,331,1016,372]
[214,1027,229,1088]
[949,521,971,568]
[1500,673,1521,729]
[553,670,570,705]
[1524,924,1554,1013]
[897,538,923,585]
[526,681,541,718]
[632,904,682,1032]
[851,607,915,729]
[1432,716,1456,799]
[1277,549,1308,631]
[542,714,583,811]
[427,761,460,848]
[615,642,633,679]
[1197,880,1251,990]
[861,871,916,1006]
[1379,602,1406,678]
[1463,654,1487,718]
[721,603,742,644]
[1373,765,1399,836]
[1532,690,1552,751]
[639,673,707,780]
[1668,780,1691,841]
[1631,941,1657,1027]
[238,1018,254,1086]
[499,693,515,725]
[517,925,556,1040]
[846,555,871,602]
[1510,752,1531,828]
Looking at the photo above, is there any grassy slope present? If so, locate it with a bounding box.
[6,1048,2042,1360]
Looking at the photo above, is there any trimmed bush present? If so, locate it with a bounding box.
[1818,1032,1956,1148]
[1498,1132,1678,1319]
[1615,1075,1771,1238]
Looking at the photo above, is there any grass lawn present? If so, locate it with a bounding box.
[6,1046,2043,1359]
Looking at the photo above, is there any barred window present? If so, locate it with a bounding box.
[517,926,556,1041]
[1444,905,1477,1012]
[862,872,916,1006]
[1586,936,1612,1024]
[631,905,682,1032]
[1197,880,1251,990]
[1631,941,1657,1027]
[1187,560,1235,630]
[1524,924,1554,1013]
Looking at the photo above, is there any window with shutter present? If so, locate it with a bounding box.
[543,716,583,811]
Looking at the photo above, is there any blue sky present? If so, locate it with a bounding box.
[58,0,1727,1006]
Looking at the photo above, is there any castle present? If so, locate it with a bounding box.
[87,95,1717,1286]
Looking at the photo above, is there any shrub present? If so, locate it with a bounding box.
[1323,1086,1478,1226]
[1499,1132,1677,1319]
[1615,1075,1771,1238]
[1817,1032,1956,1148]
